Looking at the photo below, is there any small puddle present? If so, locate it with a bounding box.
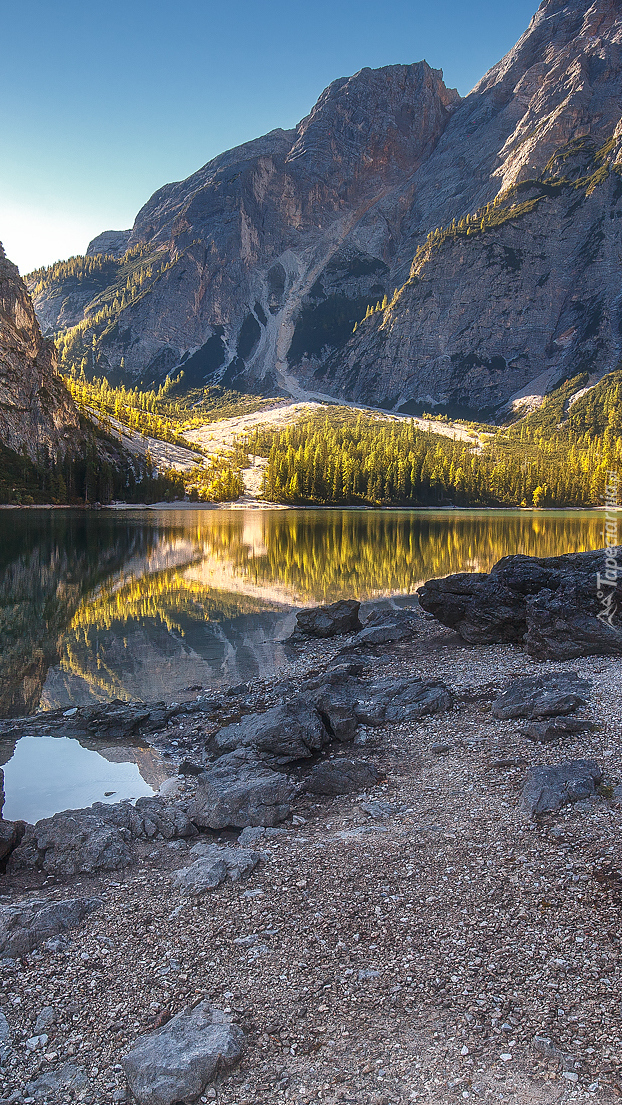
[1,735,173,824]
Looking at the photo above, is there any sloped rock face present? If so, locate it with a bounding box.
[29,65,458,390]
[0,243,82,462]
[29,1,622,412]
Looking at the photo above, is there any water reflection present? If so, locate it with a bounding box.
[0,507,608,717]
[1,735,160,823]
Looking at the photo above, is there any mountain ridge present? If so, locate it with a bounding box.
[28,0,622,417]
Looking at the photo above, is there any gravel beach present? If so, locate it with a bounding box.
[1,611,622,1105]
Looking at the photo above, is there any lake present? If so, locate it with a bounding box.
[0,505,609,720]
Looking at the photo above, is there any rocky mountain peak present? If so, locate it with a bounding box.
[286,62,459,191]
[28,1,622,415]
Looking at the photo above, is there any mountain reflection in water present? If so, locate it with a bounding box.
[0,507,608,718]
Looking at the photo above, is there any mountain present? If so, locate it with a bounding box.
[0,242,82,461]
[28,0,622,417]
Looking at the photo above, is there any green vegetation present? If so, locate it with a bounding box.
[353,134,622,332]
[0,429,184,507]
[246,377,622,508]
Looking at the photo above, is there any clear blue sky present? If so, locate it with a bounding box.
[0,0,538,274]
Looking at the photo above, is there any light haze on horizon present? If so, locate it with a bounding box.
[1,0,538,275]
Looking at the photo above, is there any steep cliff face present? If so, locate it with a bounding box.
[0,242,82,461]
[28,0,622,414]
[29,63,459,391]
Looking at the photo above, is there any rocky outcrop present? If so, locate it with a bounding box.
[0,243,83,462]
[187,751,300,829]
[8,797,197,876]
[418,548,622,658]
[172,844,261,895]
[29,1,622,414]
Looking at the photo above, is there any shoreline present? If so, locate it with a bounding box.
[0,501,620,513]
[2,612,622,1103]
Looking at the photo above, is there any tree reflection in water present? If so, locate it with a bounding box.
[0,507,607,717]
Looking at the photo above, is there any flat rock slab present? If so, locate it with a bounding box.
[187,751,300,829]
[0,897,101,958]
[492,672,590,719]
[521,717,596,743]
[213,700,329,761]
[305,759,383,795]
[172,845,260,895]
[122,1002,244,1105]
[8,797,197,876]
[521,759,602,817]
[296,600,362,638]
[355,622,412,645]
[355,677,453,725]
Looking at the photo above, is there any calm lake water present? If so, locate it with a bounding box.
[0,506,608,822]
[0,506,610,719]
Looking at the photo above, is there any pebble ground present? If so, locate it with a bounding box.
[2,615,622,1105]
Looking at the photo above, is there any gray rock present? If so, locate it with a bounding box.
[122,1001,244,1105]
[418,551,622,659]
[172,846,260,895]
[521,760,602,818]
[306,684,358,741]
[296,600,362,638]
[187,751,300,829]
[0,821,17,863]
[360,800,393,819]
[492,672,590,720]
[8,797,197,876]
[521,717,595,743]
[354,677,452,726]
[34,1006,56,1034]
[355,621,414,646]
[23,1061,90,1101]
[305,759,383,795]
[213,700,329,762]
[0,897,101,958]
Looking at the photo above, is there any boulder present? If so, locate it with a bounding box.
[187,751,300,829]
[354,677,452,725]
[521,717,596,743]
[521,760,602,818]
[213,700,329,761]
[305,759,383,795]
[355,623,411,645]
[296,600,362,638]
[8,797,197,876]
[122,1002,244,1105]
[0,897,101,958]
[417,549,622,658]
[307,683,358,740]
[172,845,261,895]
[492,672,590,720]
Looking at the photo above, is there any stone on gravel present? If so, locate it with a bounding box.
[8,797,197,876]
[187,751,299,829]
[34,1006,56,1034]
[306,684,358,740]
[355,622,412,645]
[491,672,590,719]
[172,846,260,895]
[521,760,603,817]
[521,717,596,742]
[0,897,101,958]
[304,759,383,795]
[122,1001,244,1105]
[0,820,17,862]
[354,677,452,726]
[418,549,622,658]
[296,600,362,638]
[213,700,329,761]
